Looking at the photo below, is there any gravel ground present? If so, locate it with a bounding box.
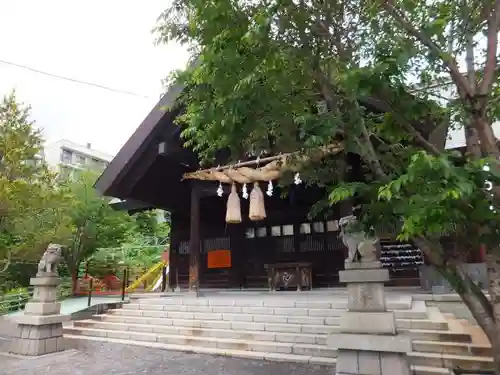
[0,339,330,375]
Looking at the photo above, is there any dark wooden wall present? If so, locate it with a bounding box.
[168,184,423,289]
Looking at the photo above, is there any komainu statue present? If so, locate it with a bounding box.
[37,243,62,274]
[339,215,379,263]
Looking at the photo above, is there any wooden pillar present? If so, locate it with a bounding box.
[188,184,201,292]
[230,225,245,289]
[168,213,178,291]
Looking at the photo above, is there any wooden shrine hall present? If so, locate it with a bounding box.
[95,79,449,292]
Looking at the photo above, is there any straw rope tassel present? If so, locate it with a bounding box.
[225,184,242,224]
[249,182,266,221]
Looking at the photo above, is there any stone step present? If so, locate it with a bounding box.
[64,326,337,357]
[64,332,466,374]
[124,301,425,318]
[403,328,471,343]
[113,307,447,330]
[134,296,412,310]
[408,351,494,371]
[64,333,336,366]
[410,366,452,375]
[76,319,327,345]
[95,313,339,334]
[412,340,492,357]
[95,312,468,340]
[78,319,477,360]
[123,303,347,317]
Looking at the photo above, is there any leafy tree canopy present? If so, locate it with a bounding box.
[155,0,500,365]
[57,170,135,292]
[0,91,70,272]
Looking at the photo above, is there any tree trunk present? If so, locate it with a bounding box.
[415,237,500,372]
[455,263,500,374]
[71,269,78,296]
[486,251,500,374]
[475,114,500,158]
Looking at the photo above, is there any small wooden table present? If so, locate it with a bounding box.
[264,262,312,291]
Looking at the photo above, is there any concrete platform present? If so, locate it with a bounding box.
[62,290,495,373]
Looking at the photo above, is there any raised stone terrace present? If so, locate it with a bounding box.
[62,290,494,374]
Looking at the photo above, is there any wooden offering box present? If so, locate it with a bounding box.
[265,262,312,291]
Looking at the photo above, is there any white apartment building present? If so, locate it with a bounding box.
[43,139,113,179]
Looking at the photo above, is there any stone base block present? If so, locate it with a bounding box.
[339,268,389,283]
[35,271,58,279]
[344,261,382,270]
[12,313,69,326]
[327,333,412,353]
[9,322,65,356]
[336,349,411,375]
[339,311,396,335]
[24,301,61,316]
[347,283,386,311]
[10,336,65,356]
[186,290,203,297]
[32,285,58,303]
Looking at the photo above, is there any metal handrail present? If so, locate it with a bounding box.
[0,288,34,315]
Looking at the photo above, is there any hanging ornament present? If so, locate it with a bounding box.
[217,183,223,197]
[266,180,274,197]
[242,183,249,199]
[249,182,266,221]
[294,172,302,185]
[225,184,242,223]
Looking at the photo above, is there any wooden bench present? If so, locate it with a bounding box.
[264,262,312,291]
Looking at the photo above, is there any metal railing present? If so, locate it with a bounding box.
[0,288,34,315]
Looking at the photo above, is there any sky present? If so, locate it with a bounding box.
[0,1,190,156]
[0,2,494,156]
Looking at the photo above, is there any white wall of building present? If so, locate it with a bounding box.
[426,81,500,150]
[43,139,114,178]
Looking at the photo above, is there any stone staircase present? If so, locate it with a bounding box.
[64,293,494,374]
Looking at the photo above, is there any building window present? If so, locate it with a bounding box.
[61,149,72,164]
[245,228,255,239]
[76,154,86,165]
[326,220,339,232]
[312,222,325,233]
[300,223,311,234]
[256,227,267,238]
[271,226,281,237]
[282,225,294,236]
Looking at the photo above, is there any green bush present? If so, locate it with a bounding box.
[0,287,31,315]
[57,277,73,299]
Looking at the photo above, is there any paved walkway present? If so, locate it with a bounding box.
[0,339,328,375]
[7,296,128,317]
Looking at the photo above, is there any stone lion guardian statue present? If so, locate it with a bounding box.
[339,215,379,263]
[37,243,62,274]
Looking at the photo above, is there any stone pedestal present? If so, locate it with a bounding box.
[9,272,69,356]
[328,261,411,375]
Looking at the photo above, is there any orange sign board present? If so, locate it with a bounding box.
[162,250,169,262]
[207,250,232,269]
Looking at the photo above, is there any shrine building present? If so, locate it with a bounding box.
[94,76,486,292]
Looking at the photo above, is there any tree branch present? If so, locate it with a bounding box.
[376,97,443,156]
[478,0,500,95]
[381,0,473,99]
[0,250,12,273]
